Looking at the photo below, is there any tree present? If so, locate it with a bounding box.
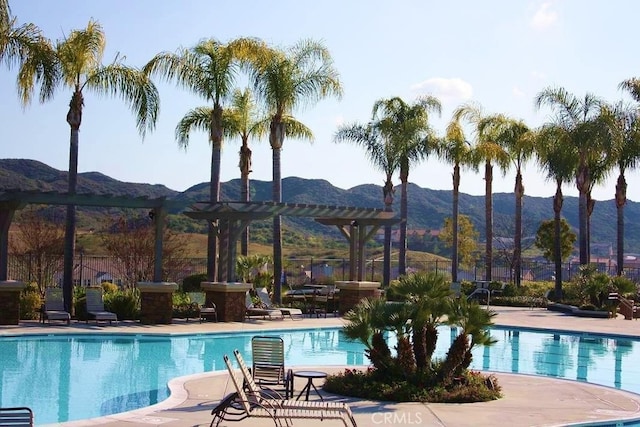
[9,208,64,296]
[100,216,190,288]
[224,88,268,256]
[535,87,607,266]
[373,96,441,276]
[614,79,640,275]
[18,20,159,312]
[145,37,260,281]
[535,124,577,299]
[438,111,474,283]
[1,0,57,97]
[534,218,576,264]
[248,39,342,302]
[454,103,510,281]
[479,115,534,286]
[335,122,397,286]
[439,215,479,268]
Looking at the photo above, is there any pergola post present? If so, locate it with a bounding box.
[152,207,165,282]
[0,205,18,281]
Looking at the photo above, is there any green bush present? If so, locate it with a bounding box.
[101,282,119,294]
[104,288,140,320]
[20,282,42,320]
[182,273,208,292]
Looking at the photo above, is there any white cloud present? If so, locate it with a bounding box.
[411,77,473,107]
[530,2,558,30]
[512,86,525,98]
[530,70,547,80]
[334,116,344,126]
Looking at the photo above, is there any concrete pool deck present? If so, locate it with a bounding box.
[3,306,640,427]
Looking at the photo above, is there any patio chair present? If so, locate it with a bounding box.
[245,292,284,321]
[85,287,117,324]
[222,354,357,427]
[251,336,293,398]
[41,287,71,325]
[0,406,34,426]
[187,292,217,322]
[256,287,303,320]
[234,349,357,426]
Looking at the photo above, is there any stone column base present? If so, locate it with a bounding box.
[335,281,382,315]
[201,282,252,322]
[137,282,178,324]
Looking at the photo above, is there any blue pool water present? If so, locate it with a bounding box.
[1,326,640,425]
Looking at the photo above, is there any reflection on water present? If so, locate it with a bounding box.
[1,327,639,425]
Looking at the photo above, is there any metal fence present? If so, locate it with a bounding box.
[7,254,640,287]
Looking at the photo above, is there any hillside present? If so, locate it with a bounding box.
[1,158,637,252]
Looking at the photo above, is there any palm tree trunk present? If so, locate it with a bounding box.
[398,176,408,276]
[62,90,83,314]
[412,324,427,370]
[615,173,627,276]
[587,192,595,267]
[553,181,564,300]
[382,178,394,286]
[484,161,493,282]
[209,108,223,281]
[514,170,524,287]
[576,164,589,265]
[271,120,285,303]
[452,164,460,283]
[240,140,252,256]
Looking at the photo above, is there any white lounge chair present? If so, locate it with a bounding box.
[85,287,117,324]
[256,287,303,320]
[245,292,283,321]
[222,354,357,427]
[41,287,71,325]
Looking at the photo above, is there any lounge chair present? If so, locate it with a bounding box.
[234,349,357,426]
[41,287,71,325]
[251,336,293,398]
[245,292,284,321]
[0,406,33,427]
[256,287,303,320]
[222,354,357,427]
[85,287,117,324]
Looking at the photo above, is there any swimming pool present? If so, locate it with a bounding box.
[1,326,639,425]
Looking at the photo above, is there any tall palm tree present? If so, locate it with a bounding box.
[334,122,397,286]
[535,87,606,266]
[145,37,260,281]
[373,96,441,276]
[535,125,576,299]
[454,103,510,282]
[601,98,640,276]
[1,0,56,94]
[224,87,268,255]
[438,114,474,283]
[479,115,534,286]
[615,78,640,275]
[18,20,159,312]
[247,39,342,301]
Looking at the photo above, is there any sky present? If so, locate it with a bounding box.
[3,0,640,203]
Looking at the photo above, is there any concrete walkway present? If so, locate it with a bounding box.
[4,307,640,427]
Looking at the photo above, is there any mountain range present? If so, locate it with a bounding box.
[1,158,637,253]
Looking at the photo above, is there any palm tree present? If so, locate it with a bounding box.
[373,96,441,276]
[535,87,606,266]
[145,37,260,281]
[535,125,576,299]
[479,115,534,287]
[454,103,510,282]
[438,114,474,283]
[1,0,56,94]
[614,79,640,275]
[334,122,397,286]
[224,88,268,255]
[18,20,159,312]
[247,39,342,301]
[342,297,393,371]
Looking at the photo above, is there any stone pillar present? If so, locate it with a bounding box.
[136,282,178,325]
[335,281,381,315]
[201,282,252,322]
[0,280,26,325]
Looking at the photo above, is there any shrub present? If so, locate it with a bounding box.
[101,282,119,294]
[182,273,208,292]
[20,282,42,320]
[104,288,140,320]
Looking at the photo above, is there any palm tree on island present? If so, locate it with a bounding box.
[17,19,159,312]
[247,39,342,302]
